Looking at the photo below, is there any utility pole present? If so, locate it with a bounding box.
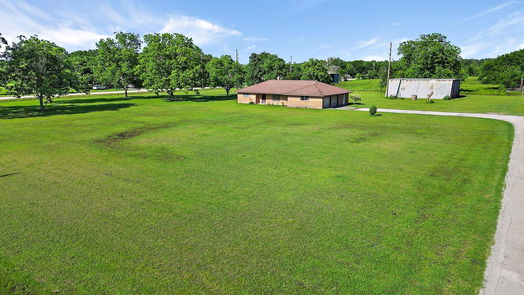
[234,49,240,90]
[385,42,392,97]
[289,56,293,74]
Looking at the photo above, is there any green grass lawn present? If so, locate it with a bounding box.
[336,78,524,116]
[0,90,513,294]
[346,91,524,116]
[337,77,521,96]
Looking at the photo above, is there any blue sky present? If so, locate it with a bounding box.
[1,0,524,63]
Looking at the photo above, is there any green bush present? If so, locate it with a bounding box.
[388,95,397,99]
[350,94,362,104]
[249,101,254,104]
[443,95,450,100]
[369,105,377,116]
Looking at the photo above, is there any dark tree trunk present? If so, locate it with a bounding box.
[225,87,230,96]
[166,89,175,101]
[124,86,128,99]
[38,96,44,112]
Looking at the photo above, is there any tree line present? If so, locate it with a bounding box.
[1,31,523,111]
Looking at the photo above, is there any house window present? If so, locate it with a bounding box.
[301,96,309,101]
[243,94,250,98]
[272,95,280,100]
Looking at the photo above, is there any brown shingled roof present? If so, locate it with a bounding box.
[237,80,351,97]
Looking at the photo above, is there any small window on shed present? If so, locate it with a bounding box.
[272,95,280,100]
[301,96,309,101]
[242,94,250,98]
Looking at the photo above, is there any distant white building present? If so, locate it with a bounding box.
[387,78,461,99]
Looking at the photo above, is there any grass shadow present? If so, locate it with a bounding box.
[0,172,20,178]
[0,103,135,119]
[59,97,134,104]
[168,94,236,102]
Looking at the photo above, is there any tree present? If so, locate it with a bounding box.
[285,62,302,80]
[137,33,204,99]
[95,32,141,99]
[1,35,75,111]
[196,53,213,90]
[397,33,462,78]
[68,50,98,93]
[300,58,332,83]
[326,57,346,78]
[206,55,243,95]
[0,33,7,50]
[246,52,286,85]
[479,49,524,89]
[0,33,8,88]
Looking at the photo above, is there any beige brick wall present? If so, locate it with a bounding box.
[237,93,256,104]
[265,94,289,107]
[238,93,327,109]
[287,96,323,109]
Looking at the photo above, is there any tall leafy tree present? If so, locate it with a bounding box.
[246,52,286,84]
[479,49,524,89]
[1,35,75,111]
[68,49,98,93]
[138,33,203,99]
[285,62,302,80]
[0,33,8,89]
[95,32,141,98]
[206,55,243,95]
[300,58,332,83]
[397,33,462,78]
[195,53,213,90]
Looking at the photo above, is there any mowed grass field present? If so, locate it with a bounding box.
[336,77,524,116]
[0,90,513,294]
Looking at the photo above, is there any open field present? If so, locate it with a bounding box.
[336,78,524,116]
[337,77,521,96]
[345,91,524,116]
[0,90,513,294]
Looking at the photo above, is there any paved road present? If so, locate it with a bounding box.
[0,87,218,101]
[343,107,524,295]
[0,89,149,101]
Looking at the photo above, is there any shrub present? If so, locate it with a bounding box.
[426,99,435,104]
[350,94,362,104]
[443,95,450,100]
[369,105,377,116]
[249,101,254,104]
[388,95,397,99]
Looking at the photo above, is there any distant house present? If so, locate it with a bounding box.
[237,80,351,109]
[328,66,341,83]
[387,78,461,99]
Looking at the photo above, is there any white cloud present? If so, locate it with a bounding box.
[243,37,269,42]
[40,28,108,47]
[353,37,379,50]
[363,55,387,61]
[0,0,106,50]
[461,11,524,58]
[0,0,242,51]
[463,1,522,22]
[161,15,241,45]
[460,42,491,58]
[390,21,401,26]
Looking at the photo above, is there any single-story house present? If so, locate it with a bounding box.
[237,80,351,109]
[387,78,461,99]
